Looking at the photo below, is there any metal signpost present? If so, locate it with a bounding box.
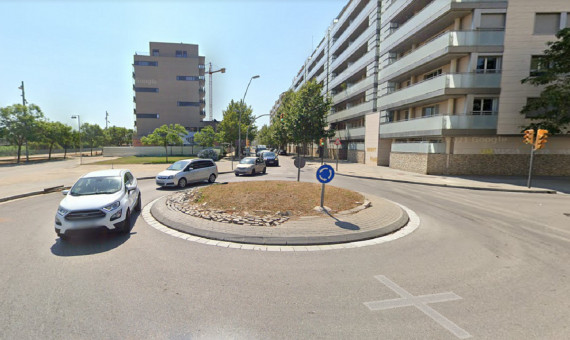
[316,164,335,208]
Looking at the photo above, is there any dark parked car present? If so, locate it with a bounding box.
[261,151,279,166]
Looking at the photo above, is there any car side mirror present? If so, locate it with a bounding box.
[126,184,136,193]
[62,190,69,196]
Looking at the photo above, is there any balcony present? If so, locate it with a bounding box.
[378,73,501,111]
[307,56,326,80]
[334,126,366,139]
[330,49,376,89]
[328,101,374,123]
[329,0,361,39]
[333,77,374,104]
[382,0,507,53]
[331,0,377,54]
[391,142,446,154]
[379,114,498,138]
[331,24,376,71]
[380,30,504,83]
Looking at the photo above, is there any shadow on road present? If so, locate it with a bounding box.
[323,210,361,231]
[50,212,140,257]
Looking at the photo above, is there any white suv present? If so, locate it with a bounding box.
[55,169,141,239]
[155,159,218,188]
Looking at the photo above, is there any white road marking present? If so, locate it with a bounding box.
[142,198,420,251]
[364,275,472,339]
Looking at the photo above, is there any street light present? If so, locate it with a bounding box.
[238,75,260,159]
[71,115,82,165]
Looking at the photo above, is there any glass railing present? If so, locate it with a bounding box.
[380,113,498,137]
[333,77,374,104]
[330,49,376,89]
[331,0,377,53]
[328,101,374,123]
[331,24,376,71]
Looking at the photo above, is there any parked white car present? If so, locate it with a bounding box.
[234,157,266,176]
[155,158,218,188]
[55,169,141,239]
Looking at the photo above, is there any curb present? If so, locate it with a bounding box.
[149,195,409,246]
[336,173,558,194]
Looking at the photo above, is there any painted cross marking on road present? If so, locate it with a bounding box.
[364,275,472,339]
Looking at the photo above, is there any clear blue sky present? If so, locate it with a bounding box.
[0,0,347,130]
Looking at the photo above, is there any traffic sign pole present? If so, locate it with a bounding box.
[316,164,335,209]
[320,183,325,208]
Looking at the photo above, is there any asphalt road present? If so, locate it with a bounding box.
[1,160,569,339]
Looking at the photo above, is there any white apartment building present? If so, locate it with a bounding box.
[282,0,570,175]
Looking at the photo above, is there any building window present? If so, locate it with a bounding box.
[152,49,159,56]
[177,101,200,107]
[422,105,439,117]
[134,87,159,93]
[480,13,506,29]
[530,55,553,76]
[176,50,188,58]
[534,13,561,35]
[476,56,501,73]
[176,76,199,81]
[199,64,205,69]
[472,98,497,115]
[423,69,442,81]
[136,113,159,119]
[134,60,158,66]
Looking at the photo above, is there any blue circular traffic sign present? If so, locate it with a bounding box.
[316,164,335,184]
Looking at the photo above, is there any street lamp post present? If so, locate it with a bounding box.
[71,115,82,165]
[238,75,260,159]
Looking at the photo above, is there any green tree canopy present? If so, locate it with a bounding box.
[41,121,72,160]
[257,124,274,146]
[105,126,133,146]
[81,123,105,156]
[218,100,256,152]
[0,104,44,163]
[521,27,570,134]
[284,80,333,147]
[194,126,219,147]
[141,124,187,162]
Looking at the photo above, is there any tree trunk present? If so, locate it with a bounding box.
[164,144,168,163]
[64,148,67,159]
[17,144,22,163]
[48,143,54,160]
[90,146,93,156]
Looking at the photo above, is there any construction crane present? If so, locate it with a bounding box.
[207,62,226,121]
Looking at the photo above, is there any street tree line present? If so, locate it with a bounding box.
[0,104,133,163]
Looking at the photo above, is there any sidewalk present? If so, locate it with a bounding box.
[0,155,568,203]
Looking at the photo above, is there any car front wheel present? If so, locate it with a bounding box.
[121,209,131,234]
[251,169,256,176]
[134,193,142,212]
[178,178,187,188]
[208,174,216,183]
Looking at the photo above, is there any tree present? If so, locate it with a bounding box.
[217,100,256,153]
[520,27,570,134]
[81,123,105,156]
[57,124,75,159]
[257,124,274,146]
[285,80,332,151]
[41,121,71,160]
[271,90,295,150]
[105,126,133,146]
[0,104,44,163]
[141,124,187,163]
[194,126,219,147]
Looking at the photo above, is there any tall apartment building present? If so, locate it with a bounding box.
[280,0,570,175]
[133,42,206,145]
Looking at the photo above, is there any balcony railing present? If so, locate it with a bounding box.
[331,24,376,71]
[334,126,366,139]
[333,77,374,104]
[380,113,498,138]
[379,73,501,110]
[328,101,374,123]
[380,30,505,82]
[331,0,377,53]
[330,49,376,89]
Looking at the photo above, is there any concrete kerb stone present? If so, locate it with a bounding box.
[150,193,409,246]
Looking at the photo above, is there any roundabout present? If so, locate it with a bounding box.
[143,182,420,251]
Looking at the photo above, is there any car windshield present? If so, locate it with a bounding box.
[264,152,276,158]
[70,176,123,196]
[167,161,189,171]
[240,158,255,164]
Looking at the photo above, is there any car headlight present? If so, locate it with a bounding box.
[167,175,174,179]
[103,201,121,212]
[57,206,68,216]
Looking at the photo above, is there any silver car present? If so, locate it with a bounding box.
[156,159,218,188]
[234,157,266,176]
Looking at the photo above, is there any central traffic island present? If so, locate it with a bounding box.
[149,180,411,246]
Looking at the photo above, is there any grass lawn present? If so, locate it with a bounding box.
[93,156,195,165]
[192,181,364,216]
